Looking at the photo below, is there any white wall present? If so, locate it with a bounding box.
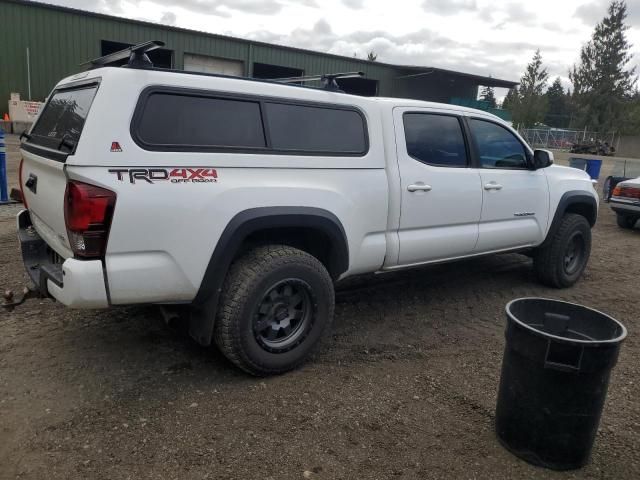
[183,54,244,76]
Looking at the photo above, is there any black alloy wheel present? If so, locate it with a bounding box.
[563,231,586,276]
[253,279,314,353]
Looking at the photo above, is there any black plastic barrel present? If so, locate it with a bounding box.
[495,298,627,470]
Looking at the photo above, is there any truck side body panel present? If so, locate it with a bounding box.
[66,69,390,305]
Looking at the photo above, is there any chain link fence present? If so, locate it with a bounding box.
[517,128,618,151]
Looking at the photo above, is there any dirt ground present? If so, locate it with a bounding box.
[1,134,639,479]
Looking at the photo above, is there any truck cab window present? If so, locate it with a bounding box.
[403,113,468,167]
[469,119,528,169]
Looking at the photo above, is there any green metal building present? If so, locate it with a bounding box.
[0,0,516,118]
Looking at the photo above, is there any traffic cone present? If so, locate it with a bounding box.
[2,113,8,121]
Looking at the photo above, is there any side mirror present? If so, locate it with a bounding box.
[533,149,554,170]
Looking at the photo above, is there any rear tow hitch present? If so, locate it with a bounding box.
[2,286,41,311]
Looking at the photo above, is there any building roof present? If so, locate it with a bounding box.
[396,66,518,89]
[7,0,518,89]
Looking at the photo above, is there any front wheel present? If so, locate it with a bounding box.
[617,214,638,229]
[533,214,591,288]
[214,245,334,376]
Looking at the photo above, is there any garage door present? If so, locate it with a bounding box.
[183,54,244,76]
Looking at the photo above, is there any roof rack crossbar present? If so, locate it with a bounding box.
[270,71,364,91]
[82,40,165,69]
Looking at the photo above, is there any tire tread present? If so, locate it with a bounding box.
[534,214,591,288]
[617,213,638,229]
[214,245,334,376]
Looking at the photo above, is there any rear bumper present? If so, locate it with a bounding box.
[17,210,109,308]
[610,198,640,215]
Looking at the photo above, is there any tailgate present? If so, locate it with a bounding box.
[20,149,71,257]
[19,82,99,257]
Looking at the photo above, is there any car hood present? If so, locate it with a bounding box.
[547,164,591,181]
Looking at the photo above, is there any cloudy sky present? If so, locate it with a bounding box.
[48,0,640,97]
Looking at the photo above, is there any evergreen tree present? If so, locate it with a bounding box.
[479,86,497,108]
[565,89,576,128]
[622,89,640,134]
[501,87,519,111]
[513,50,549,127]
[569,0,636,132]
[366,51,378,62]
[545,77,570,127]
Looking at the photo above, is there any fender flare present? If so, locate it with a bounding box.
[541,190,598,247]
[189,207,349,346]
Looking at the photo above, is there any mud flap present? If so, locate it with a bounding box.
[188,295,219,346]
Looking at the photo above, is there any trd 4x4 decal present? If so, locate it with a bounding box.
[108,168,218,184]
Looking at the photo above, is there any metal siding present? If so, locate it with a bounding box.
[250,43,399,92]
[0,0,491,112]
[0,0,396,106]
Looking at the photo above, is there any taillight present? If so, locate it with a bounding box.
[612,185,640,200]
[64,181,116,258]
[18,158,28,208]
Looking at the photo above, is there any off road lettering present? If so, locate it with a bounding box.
[108,168,218,184]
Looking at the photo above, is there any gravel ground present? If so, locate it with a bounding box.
[1,134,639,479]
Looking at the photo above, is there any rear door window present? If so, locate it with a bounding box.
[29,84,98,155]
[403,113,468,167]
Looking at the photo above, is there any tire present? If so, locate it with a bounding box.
[533,214,591,288]
[214,245,334,376]
[617,214,638,229]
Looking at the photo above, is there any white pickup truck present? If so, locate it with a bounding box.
[12,46,598,375]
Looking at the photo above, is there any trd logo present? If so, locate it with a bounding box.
[108,168,218,184]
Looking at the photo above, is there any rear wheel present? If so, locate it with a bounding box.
[533,214,591,288]
[214,245,334,376]
[617,213,638,229]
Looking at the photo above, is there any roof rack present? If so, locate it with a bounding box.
[80,40,363,94]
[82,40,165,69]
[270,71,364,91]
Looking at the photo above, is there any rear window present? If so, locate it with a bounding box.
[264,102,367,154]
[136,93,266,149]
[30,84,98,152]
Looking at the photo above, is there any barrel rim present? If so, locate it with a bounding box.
[505,297,627,345]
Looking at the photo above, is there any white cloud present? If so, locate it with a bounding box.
[148,0,285,17]
[422,0,477,16]
[57,0,126,14]
[575,0,640,26]
[159,11,176,25]
[342,0,364,8]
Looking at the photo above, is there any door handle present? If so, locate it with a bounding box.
[407,184,433,192]
[484,182,503,191]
